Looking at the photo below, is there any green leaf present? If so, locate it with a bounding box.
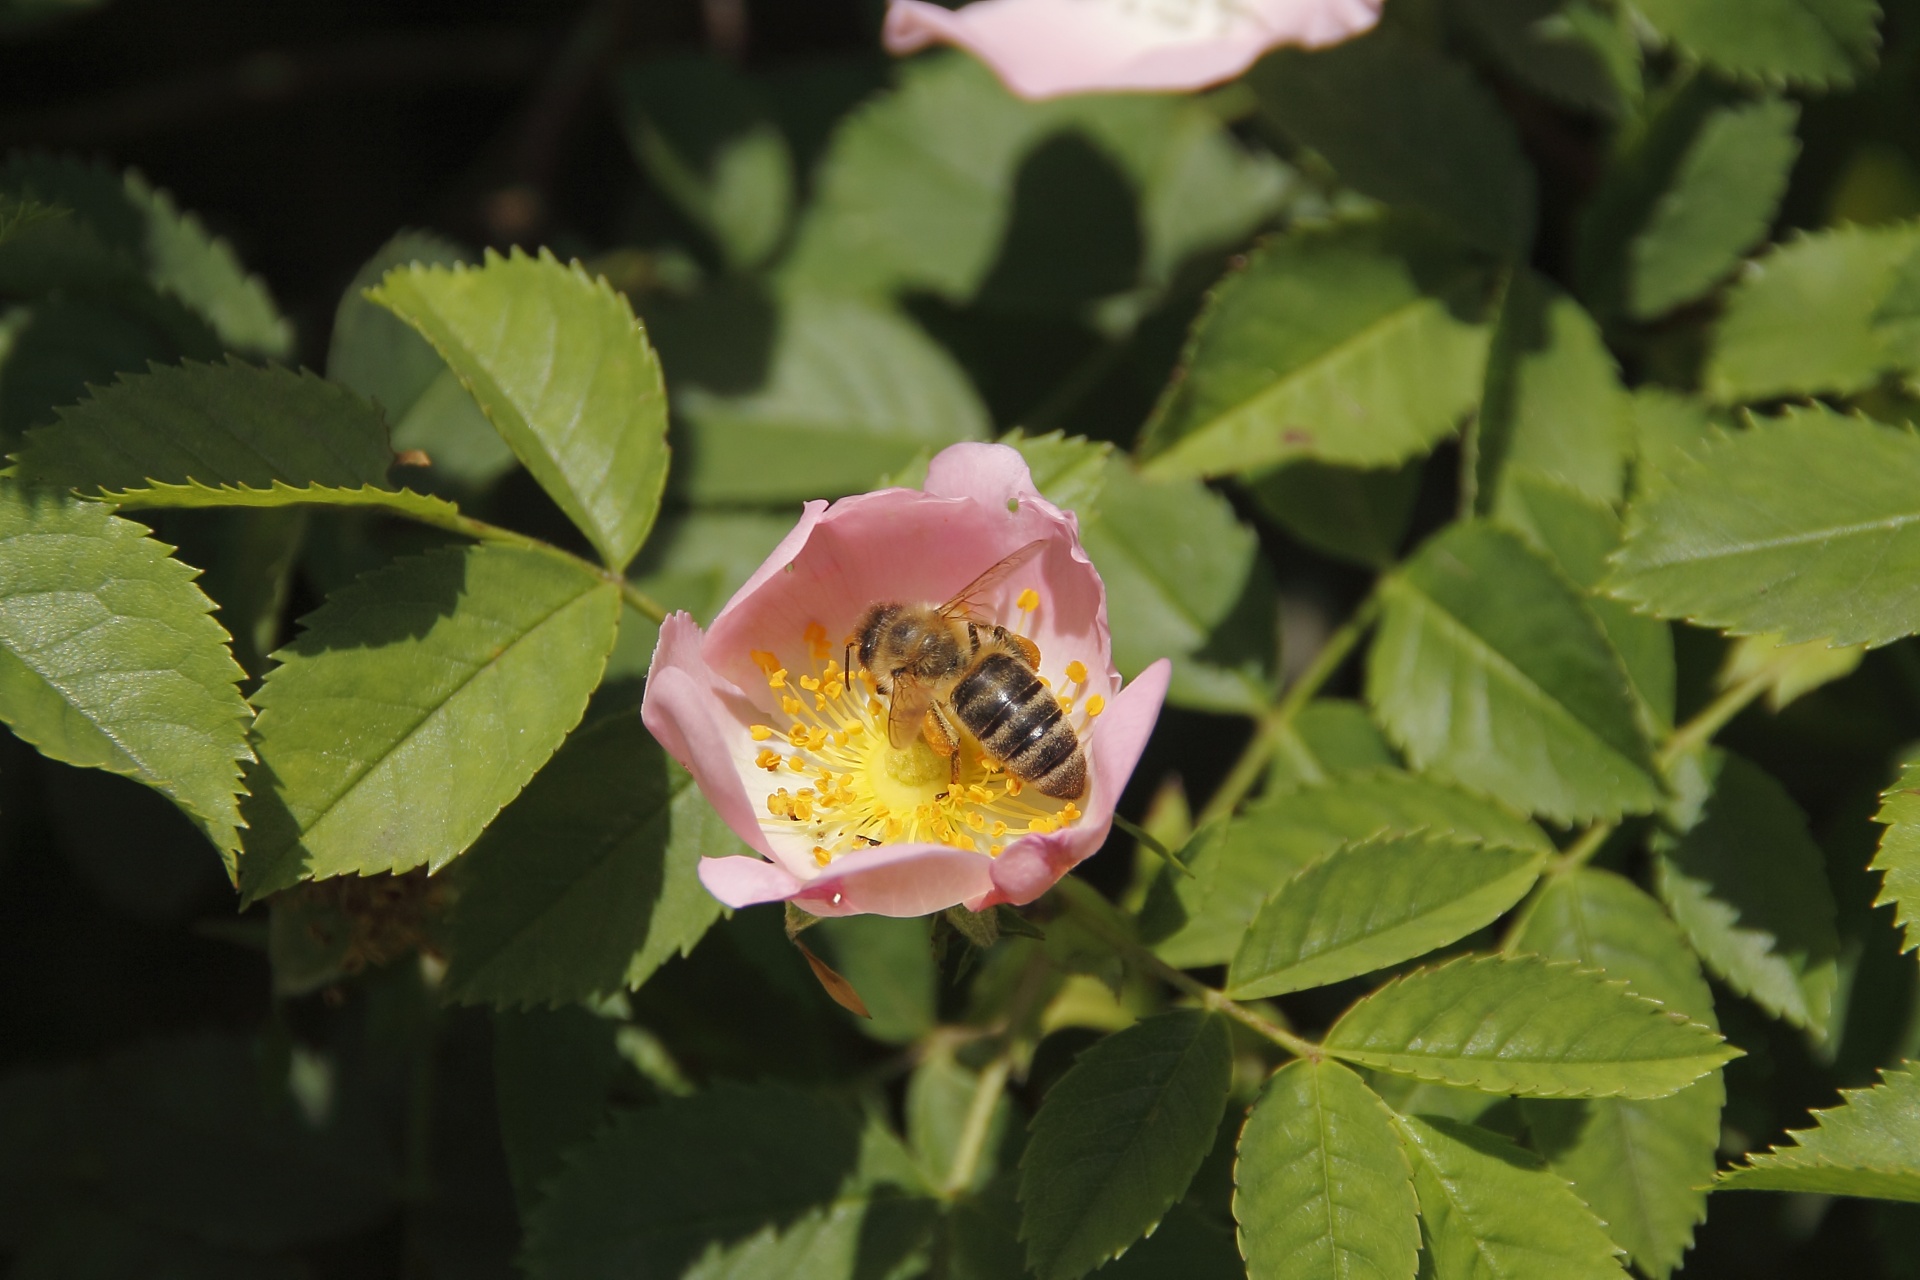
[682,1195,941,1280]
[0,483,251,859]
[1019,1010,1233,1280]
[1653,749,1840,1037]
[442,714,729,1007]
[326,231,515,494]
[812,915,939,1044]
[1139,219,1492,481]
[1266,699,1398,791]
[237,543,620,900]
[1079,458,1268,714]
[524,1082,930,1279]
[1495,472,1676,729]
[0,195,62,246]
[1719,632,1864,711]
[1873,760,1920,953]
[1246,457,1420,569]
[1229,834,1544,999]
[1146,770,1548,969]
[1233,1057,1420,1280]
[1476,272,1633,513]
[1609,404,1920,648]
[908,1046,1014,1194]
[1705,223,1918,404]
[1512,869,1723,1280]
[491,1005,626,1212]
[619,54,795,271]
[1251,27,1535,256]
[781,53,1289,306]
[1717,1064,1920,1202]
[1452,0,1638,117]
[11,358,393,496]
[368,247,668,571]
[1367,522,1661,824]
[1574,80,1799,324]
[1630,0,1880,89]
[1006,429,1113,521]
[1628,388,1720,493]
[0,155,292,357]
[652,286,989,504]
[1395,1114,1628,1279]
[1323,954,1736,1098]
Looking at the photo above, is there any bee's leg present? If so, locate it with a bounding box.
[922,705,960,797]
[998,626,1041,669]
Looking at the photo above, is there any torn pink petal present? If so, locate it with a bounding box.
[883,0,1384,100]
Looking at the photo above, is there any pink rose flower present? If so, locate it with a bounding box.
[642,442,1171,919]
[882,0,1384,100]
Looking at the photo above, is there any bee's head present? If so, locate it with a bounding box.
[853,602,903,673]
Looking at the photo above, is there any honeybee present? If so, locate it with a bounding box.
[852,540,1087,801]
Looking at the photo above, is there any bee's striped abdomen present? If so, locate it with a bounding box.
[952,653,1087,800]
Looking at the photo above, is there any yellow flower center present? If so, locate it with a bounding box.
[746,620,1102,867]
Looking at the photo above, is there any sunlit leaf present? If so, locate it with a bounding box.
[1265,700,1398,791]
[1874,760,1920,953]
[1323,954,1736,1098]
[1705,224,1917,403]
[237,543,620,900]
[1718,1064,1920,1201]
[369,247,668,571]
[1145,770,1548,969]
[1513,870,1723,1279]
[1395,1114,1628,1279]
[1228,834,1543,999]
[1367,522,1661,823]
[1019,1010,1232,1280]
[1234,1058,1419,1280]
[1139,219,1491,481]
[1719,632,1864,711]
[0,483,250,859]
[1610,405,1920,648]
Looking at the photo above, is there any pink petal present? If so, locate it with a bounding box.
[641,612,781,864]
[883,0,1384,100]
[699,855,806,908]
[976,658,1172,907]
[788,842,998,918]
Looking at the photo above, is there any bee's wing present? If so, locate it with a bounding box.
[886,675,933,750]
[938,539,1046,620]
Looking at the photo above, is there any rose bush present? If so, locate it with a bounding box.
[643,442,1170,918]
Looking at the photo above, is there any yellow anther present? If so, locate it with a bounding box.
[845,721,865,738]
[750,724,774,742]
[867,697,885,717]
[787,755,809,773]
[990,820,1008,837]
[1038,674,1052,689]
[804,622,831,660]
[791,792,814,821]
[756,748,783,771]
[787,725,810,745]
[1016,588,1040,612]
[782,695,805,718]
[1006,777,1024,797]
[768,669,789,689]
[1084,694,1105,718]
[813,846,831,867]
[823,679,845,700]
[965,812,987,832]
[1057,695,1075,714]
[1061,802,1082,822]
[968,784,992,804]
[990,844,1004,858]
[1065,660,1088,684]
[767,790,792,818]
[800,675,821,692]
[831,729,848,748]
[751,650,782,675]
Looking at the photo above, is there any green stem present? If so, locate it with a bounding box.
[1111,812,1192,878]
[1051,876,1319,1060]
[943,1054,1013,1196]
[389,499,670,622]
[1198,589,1383,828]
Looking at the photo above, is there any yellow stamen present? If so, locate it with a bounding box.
[1065,660,1088,684]
[750,724,774,742]
[756,748,782,771]
[1057,695,1074,714]
[1084,694,1105,718]
[804,622,831,660]
[1016,588,1040,612]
